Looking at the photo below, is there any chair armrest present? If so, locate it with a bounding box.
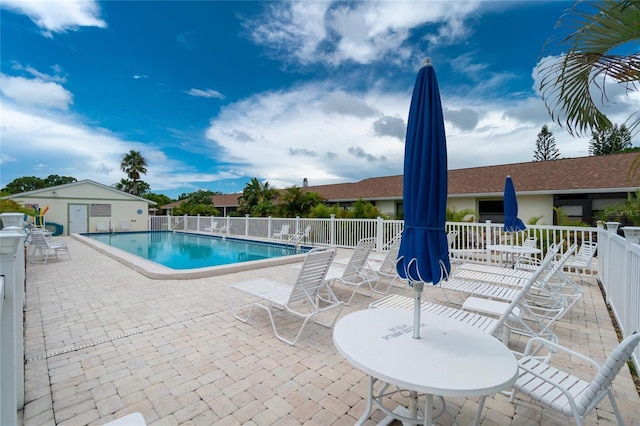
[523,337,601,370]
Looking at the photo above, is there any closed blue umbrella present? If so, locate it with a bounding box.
[503,175,526,233]
[396,59,450,339]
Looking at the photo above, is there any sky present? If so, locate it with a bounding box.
[1,0,638,199]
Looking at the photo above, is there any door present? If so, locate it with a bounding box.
[69,204,88,234]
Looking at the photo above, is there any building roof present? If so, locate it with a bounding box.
[160,152,640,209]
[4,179,157,204]
[448,152,639,197]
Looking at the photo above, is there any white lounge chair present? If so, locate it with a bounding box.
[30,230,71,264]
[442,242,578,307]
[328,237,380,305]
[273,224,290,239]
[370,249,561,348]
[228,247,343,346]
[563,240,597,283]
[510,330,640,425]
[369,234,405,294]
[120,221,131,232]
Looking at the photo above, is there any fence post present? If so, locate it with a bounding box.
[245,215,250,237]
[376,217,384,252]
[197,214,200,231]
[485,220,492,263]
[0,231,26,425]
[268,216,272,240]
[330,215,336,247]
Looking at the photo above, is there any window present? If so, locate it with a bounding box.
[90,204,111,217]
[478,200,504,223]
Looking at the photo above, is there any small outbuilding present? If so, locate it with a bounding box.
[3,180,155,235]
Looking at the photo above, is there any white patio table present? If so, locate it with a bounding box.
[487,244,541,267]
[333,308,518,426]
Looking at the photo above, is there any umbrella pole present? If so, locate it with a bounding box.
[412,281,424,339]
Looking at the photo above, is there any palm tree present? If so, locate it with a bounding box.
[120,150,148,195]
[538,1,640,180]
[538,1,639,136]
[238,178,280,217]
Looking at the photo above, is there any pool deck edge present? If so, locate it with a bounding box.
[71,233,309,280]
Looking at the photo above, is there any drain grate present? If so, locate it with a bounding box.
[27,311,217,363]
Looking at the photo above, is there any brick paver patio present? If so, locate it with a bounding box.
[21,237,640,425]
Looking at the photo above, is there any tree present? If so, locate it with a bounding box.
[538,1,639,136]
[172,190,219,216]
[533,125,560,161]
[1,175,76,194]
[43,175,77,187]
[237,178,280,217]
[143,192,173,207]
[589,124,632,156]
[120,150,148,196]
[278,186,325,217]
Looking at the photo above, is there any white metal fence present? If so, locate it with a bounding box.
[150,214,639,369]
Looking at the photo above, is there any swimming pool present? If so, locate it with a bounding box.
[74,231,312,279]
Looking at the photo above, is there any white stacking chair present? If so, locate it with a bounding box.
[510,330,640,425]
[273,224,290,239]
[204,222,219,232]
[228,247,343,346]
[96,222,109,232]
[30,230,71,264]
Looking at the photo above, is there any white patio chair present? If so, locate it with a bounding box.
[563,240,597,283]
[449,230,485,264]
[328,237,380,305]
[228,247,342,346]
[510,330,640,425]
[204,221,218,232]
[273,224,290,239]
[30,230,71,264]
[96,222,109,232]
[120,221,131,232]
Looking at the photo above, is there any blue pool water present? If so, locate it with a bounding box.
[84,231,309,270]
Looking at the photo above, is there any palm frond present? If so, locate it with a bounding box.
[538,0,640,136]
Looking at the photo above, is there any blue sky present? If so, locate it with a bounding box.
[1,1,637,199]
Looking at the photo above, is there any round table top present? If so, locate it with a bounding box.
[487,244,541,254]
[333,308,518,397]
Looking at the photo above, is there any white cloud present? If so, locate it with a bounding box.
[0,101,214,192]
[247,1,484,67]
[202,74,606,188]
[0,74,73,110]
[1,0,106,36]
[205,83,408,187]
[185,88,225,99]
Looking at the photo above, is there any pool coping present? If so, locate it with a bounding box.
[72,231,312,280]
